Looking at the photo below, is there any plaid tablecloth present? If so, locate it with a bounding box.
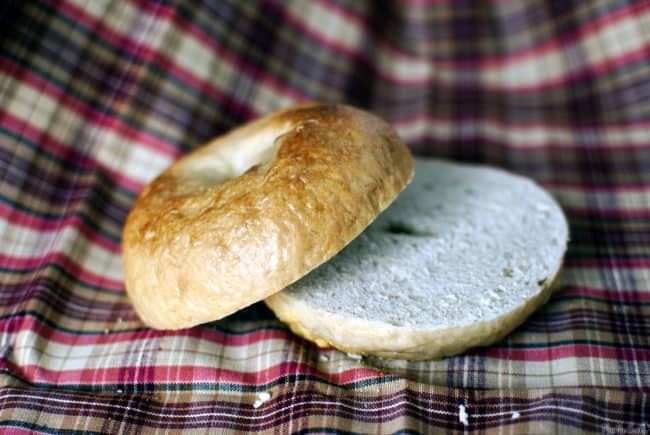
[1,0,649,433]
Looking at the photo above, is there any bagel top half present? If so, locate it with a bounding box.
[122,104,413,330]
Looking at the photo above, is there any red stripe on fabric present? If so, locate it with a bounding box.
[484,344,650,361]
[543,182,650,192]
[1,113,95,170]
[5,22,650,157]
[7,345,650,384]
[51,0,260,120]
[396,0,470,5]
[561,287,650,303]
[5,360,381,386]
[394,115,650,132]
[564,207,650,219]
[0,60,179,159]
[283,0,650,88]
[384,40,650,90]
[448,1,650,69]
[261,0,360,58]
[402,0,498,4]
[565,258,650,268]
[0,253,122,291]
[161,7,309,103]
[0,428,34,435]
[9,313,650,363]
[511,42,650,93]
[49,0,172,61]
[316,0,650,70]
[1,112,145,193]
[3,317,289,346]
[0,202,120,254]
[97,1,311,105]
[408,132,650,151]
[313,0,427,62]
[86,0,646,96]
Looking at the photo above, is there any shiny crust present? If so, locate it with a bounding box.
[122,104,413,330]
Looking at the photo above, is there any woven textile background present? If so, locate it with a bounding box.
[1,0,649,433]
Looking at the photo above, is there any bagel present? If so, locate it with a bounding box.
[122,104,413,330]
[265,158,568,360]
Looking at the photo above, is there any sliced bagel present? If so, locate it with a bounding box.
[265,158,569,360]
[123,104,413,330]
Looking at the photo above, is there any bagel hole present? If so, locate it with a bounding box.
[175,123,292,190]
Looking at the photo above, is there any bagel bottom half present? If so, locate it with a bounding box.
[265,158,569,360]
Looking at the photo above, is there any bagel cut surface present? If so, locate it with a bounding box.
[265,158,568,360]
[122,104,413,330]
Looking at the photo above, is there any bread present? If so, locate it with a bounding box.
[265,158,569,360]
[122,104,413,330]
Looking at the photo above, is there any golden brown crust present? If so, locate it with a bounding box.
[122,104,413,330]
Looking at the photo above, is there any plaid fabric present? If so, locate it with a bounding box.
[1,0,649,432]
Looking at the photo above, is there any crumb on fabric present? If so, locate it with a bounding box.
[253,392,271,409]
[459,404,469,426]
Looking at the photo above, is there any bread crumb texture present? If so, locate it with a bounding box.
[266,158,568,359]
